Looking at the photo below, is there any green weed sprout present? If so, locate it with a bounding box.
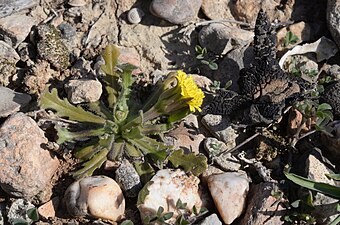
[39,44,207,179]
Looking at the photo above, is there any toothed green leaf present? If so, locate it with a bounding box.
[56,126,106,144]
[128,136,169,163]
[113,64,136,123]
[101,44,120,77]
[134,161,155,184]
[40,88,106,124]
[125,142,142,158]
[284,172,340,199]
[168,149,208,176]
[74,142,101,161]
[326,174,340,181]
[73,149,108,179]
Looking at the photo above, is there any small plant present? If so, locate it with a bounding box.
[142,199,208,225]
[11,207,39,225]
[284,172,340,225]
[40,44,207,179]
[195,45,218,71]
[282,31,299,47]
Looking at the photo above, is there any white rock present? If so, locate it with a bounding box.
[138,169,203,224]
[64,175,125,222]
[65,79,102,104]
[207,172,249,224]
[198,213,222,225]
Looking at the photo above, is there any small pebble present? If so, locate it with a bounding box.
[127,8,144,24]
[149,0,202,24]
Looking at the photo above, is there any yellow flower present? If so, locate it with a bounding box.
[175,71,205,112]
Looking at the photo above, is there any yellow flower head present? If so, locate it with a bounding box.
[175,70,205,112]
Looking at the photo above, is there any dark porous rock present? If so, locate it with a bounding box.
[327,0,340,48]
[149,0,202,24]
[321,81,340,117]
[58,23,76,41]
[239,182,285,225]
[0,113,59,199]
[115,160,142,198]
[0,0,37,18]
[0,40,20,86]
[35,24,70,70]
[0,86,31,117]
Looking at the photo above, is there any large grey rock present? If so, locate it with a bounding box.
[149,0,202,24]
[327,0,340,48]
[0,113,59,198]
[201,114,238,144]
[198,23,253,55]
[0,0,38,18]
[0,86,31,117]
[213,45,254,91]
[239,182,285,225]
[0,14,37,48]
[0,40,19,86]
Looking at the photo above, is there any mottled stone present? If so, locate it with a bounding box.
[0,40,19,86]
[65,79,102,104]
[239,182,285,225]
[0,14,37,48]
[7,199,35,225]
[327,0,340,48]
[0,113,59,198]
[149,0,202,24]
[0,86,31,117]
[115,160,142,198]
[199,23,253,55]
[64,175,125,222]
[36,24,70,70]
[207,172,249,224]
[0,0,37,18]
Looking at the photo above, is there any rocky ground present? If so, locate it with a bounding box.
[0,0,340,225]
